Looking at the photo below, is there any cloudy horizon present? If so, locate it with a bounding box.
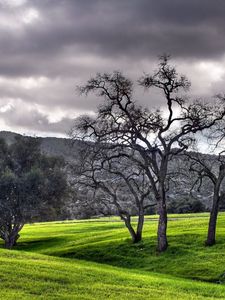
[1,0,225,137]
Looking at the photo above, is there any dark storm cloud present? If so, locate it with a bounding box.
[0,0,225,136]
[2,0,225,61]
[35,0,225,59]
[2,0,225,77]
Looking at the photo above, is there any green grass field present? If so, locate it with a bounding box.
[1,212,225,299]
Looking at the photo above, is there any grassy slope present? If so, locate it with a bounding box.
[1,249,225,300]
[1,213,225,299]
[16,213,225,281]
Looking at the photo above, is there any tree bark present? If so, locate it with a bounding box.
[1,223,23,249]
[205,192,220,246]
[135,212,144,243]
[157,187,168,252]
[4,234,19,249]
[124,218,138,243]
[122,213,144,243]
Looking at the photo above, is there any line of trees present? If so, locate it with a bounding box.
[1,55,225,253]
[71,55,225,252]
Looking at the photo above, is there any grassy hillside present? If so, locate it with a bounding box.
[1,213,225,299]
[1,249,225,300]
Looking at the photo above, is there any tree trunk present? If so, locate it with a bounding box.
[135,211,144,243]
[157,187,168,252]
[205,193,220,246]
[122,214,143,243]
[124,217,138,243]
[1,223,23,249]
[4,234,19,249]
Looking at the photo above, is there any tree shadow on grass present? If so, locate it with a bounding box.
[14,236,65,252]
[10,232,225,283]
[50,232,225,283]
[55,235,191,269]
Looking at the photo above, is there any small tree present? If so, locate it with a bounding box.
[0,137,68,249]
[73,144,154,243]
[186,149,225,246]
[72,56,225,252]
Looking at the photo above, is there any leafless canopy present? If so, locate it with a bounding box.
[72,55,225,252]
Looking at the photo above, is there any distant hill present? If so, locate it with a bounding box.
[0,131,83,162]
[0,131,219,212]
[0,131,19,144]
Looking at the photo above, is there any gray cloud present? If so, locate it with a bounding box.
[0,0,225,136]
[2,0,225,63]
[0,103,74,136]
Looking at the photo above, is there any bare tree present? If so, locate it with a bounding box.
[72,55,225,252]
[73,144,154,243]
[185,147,225,246]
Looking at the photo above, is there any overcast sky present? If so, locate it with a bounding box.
[1,0,225,137]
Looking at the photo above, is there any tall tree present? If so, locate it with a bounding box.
[72,56,225,252]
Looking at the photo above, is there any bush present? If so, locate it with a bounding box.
[167,198,206,214]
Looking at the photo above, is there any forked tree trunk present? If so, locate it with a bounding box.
[205,191,220,246]
[157,186,168,252]
[123,213,144,243]
[124,218,138,243]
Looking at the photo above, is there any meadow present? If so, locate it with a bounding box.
[1,213,225,299]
